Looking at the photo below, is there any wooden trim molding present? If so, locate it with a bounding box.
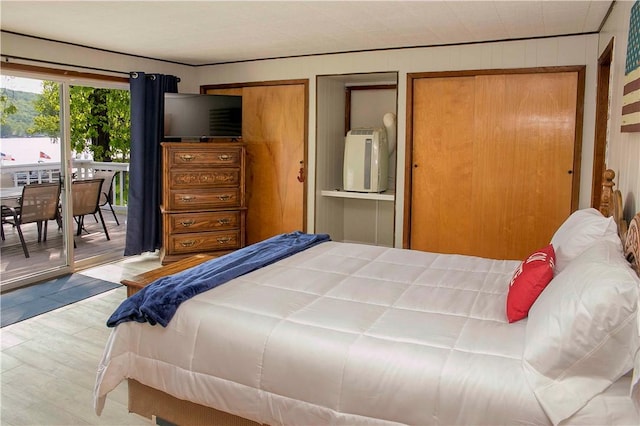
[200,79,308,93]
[591,38,614,208]
[0,62,129,84]
[407,65,586,80]
[572,66,586,212]
[345,84,397,133]
[403,74,416,248]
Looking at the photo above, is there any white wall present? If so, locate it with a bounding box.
[599,1,640,220]
[0,32,198,92]
[195,34,600,246]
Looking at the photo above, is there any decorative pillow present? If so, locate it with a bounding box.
[506,244,555,323]
[550,208,621,273]
[523,240,639,425]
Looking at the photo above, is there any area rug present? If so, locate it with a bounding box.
[0,274,120,327]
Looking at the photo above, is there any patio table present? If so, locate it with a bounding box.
[0,187,23,208]
[1,187,23,241]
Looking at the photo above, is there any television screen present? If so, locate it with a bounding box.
[163,93,242,139]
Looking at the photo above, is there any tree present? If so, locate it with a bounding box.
[29,82,130,162]
[30,81,60,139]
[0,89,40,137]
[0,93,18,127]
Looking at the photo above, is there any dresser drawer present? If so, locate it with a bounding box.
[167,147,242,168]
[167,230,241,255]
[169,168,240,189]
[168,188,241,210]
[168,211,240,234]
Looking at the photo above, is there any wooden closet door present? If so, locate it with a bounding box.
[205,84,306,244]
[410,71,578,260]
[242,85,305,244]
[473,72,577,259]
[411,77,476,255]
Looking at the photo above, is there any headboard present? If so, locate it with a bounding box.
[625,213,640,275]
[599,169,639,275]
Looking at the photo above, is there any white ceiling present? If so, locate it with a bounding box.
[0,1,614,66]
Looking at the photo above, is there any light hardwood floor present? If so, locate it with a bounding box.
[1,253,163,426]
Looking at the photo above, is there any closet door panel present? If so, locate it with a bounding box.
[242,85,305,244]
[207,84,306,245]
[410,77,475,255]
[473,73,577,259]
[472,74,516,258]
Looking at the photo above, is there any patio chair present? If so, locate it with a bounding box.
[72,178,110,241]
[1,182,62,258]
[92,170,119,225]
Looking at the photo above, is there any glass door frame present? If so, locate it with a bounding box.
[1,64,129,290]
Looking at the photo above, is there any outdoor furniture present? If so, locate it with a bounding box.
[0,182,62,258]
[0,187,23,241]
[72,178,110,241]
[92,170,119,225]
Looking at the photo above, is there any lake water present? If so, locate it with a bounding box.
[0,137,91,165]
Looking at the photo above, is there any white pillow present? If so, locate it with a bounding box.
[550,208,621,273]
[523,240,639,425]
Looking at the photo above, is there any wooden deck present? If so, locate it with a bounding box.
[0,208,127,285]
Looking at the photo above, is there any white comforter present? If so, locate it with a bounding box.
[94,242,637,425]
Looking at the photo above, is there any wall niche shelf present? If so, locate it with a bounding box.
[321,189,395,202]
[315,71,398,247]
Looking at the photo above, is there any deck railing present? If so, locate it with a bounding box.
[0,160,130,211]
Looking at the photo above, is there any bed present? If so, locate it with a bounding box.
[94,170,640,425]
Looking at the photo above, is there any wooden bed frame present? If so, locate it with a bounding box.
[128,379,259,426]
[126,169,640,426]
[599,169,639,273]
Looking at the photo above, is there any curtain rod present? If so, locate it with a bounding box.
[129,72,180,82]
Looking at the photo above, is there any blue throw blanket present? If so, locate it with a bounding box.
[107,231,330,327]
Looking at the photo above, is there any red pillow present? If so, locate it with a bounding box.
[506,244,556,323]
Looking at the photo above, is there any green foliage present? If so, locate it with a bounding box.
[0,93,18,126]
[106,90,131,161]
[0,89,39,136]
[29,81,60,140]
[28,82,131,162]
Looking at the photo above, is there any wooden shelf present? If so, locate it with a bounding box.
[321,189,395,201]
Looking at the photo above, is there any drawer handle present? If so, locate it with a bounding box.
[180,196,195,202]
[217,237,232,244]
[180,240,196,247]
[218,154,232,161]
[179,219,195,227]
[179,154,196,161]
[218,218,231,225]
[218,194,231,201]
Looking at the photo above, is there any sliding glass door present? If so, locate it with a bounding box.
[1,70,130,291]
[1,75,72,289]
[68,82,130,271]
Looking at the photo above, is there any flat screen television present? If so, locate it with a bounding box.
[163,93,242,139]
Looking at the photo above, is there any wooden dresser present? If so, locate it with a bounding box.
[160,142,246,264]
